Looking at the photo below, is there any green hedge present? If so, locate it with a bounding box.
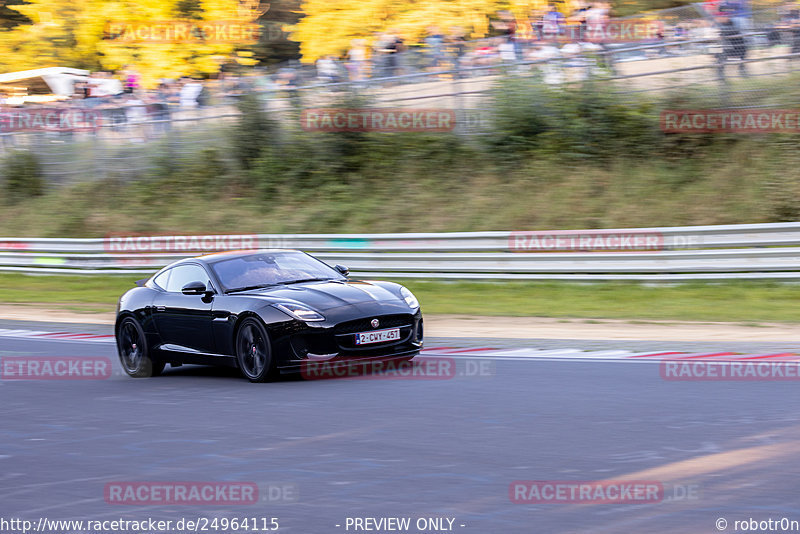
[1,150,44,204]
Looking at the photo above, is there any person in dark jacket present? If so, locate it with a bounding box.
[787,9,800,54]
[718,16,747,77]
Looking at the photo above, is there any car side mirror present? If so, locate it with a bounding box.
[334,264,349,276]
[182,281,210,296]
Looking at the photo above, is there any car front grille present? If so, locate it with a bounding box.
[287,314,421,360]
[333,314,414,335]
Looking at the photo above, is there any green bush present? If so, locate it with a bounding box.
[486,79,661,162]
[8,79,800,236]
[1,150,44,204]
[231,92,277,169]
[249,135,326,197]
[485,80,555,158]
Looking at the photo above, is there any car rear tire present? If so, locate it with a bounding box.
[117,316,164,378]
[236,318,274,382]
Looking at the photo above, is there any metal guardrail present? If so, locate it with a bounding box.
[3,222,800,281]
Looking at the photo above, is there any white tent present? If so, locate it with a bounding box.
[0,67,122,103]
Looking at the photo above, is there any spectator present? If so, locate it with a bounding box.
[543,5,565,39]
[425,27,445,70]
[387,31,406,76]
[561,41,588,81]
[372,33,388,77]
[781,8,800,55]
[316,55,343,83]
[527,41,563,84]
[493,10,520,58]
[531,9,545,41]
[196,82,211,107]
[105,94,129,133]
[690,20,719,54]
[473,38,500,71]
[147,88,171,132]
[374,31,403,78]
[122,66,140,94]
[447,27,468,76]
[718,16,748,77]
[347,39,368,81]
[179,78,203,108]
[499,39,517,63]
[494,10,517,38]
[585,2,610,39]
[72,80,90,100]
[124,94,147,141]
[276,67,301,107]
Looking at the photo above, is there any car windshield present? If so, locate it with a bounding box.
[210,251,344,293]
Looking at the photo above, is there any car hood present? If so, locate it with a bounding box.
[236,280,404,312]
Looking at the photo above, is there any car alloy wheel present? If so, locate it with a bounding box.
[236,318,273,382]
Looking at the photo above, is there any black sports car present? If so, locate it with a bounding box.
[115,250,423,381]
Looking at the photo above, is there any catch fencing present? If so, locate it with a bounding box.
[5,15,800,181]
[4,222,800,281]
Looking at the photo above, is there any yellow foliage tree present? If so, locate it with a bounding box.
[291,0,574,63]
[0,0,262,87]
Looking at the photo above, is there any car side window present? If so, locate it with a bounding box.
[166,264,211,293]
[153,269,171,290]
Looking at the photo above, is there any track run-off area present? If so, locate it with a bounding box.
[1,319,799,534]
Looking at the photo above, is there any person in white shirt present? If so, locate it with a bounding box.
[179,79,203,109]
[316,56,342,83]
[347,39,367,81]
[528,42,563,84]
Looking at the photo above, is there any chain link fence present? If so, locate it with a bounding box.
[3,6,800,182]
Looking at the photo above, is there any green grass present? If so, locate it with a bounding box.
[3,274,800,323]
[0,274,133,313]
[408,281,800,322]
[0,149,791,237]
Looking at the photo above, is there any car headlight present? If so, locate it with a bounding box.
[400,286,419,310]
[274,303,325,322]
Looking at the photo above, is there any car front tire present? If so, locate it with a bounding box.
[235,317,274,382]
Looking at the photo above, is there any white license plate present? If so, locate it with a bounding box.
[355,328,401,345]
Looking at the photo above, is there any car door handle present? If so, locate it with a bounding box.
[156,306,166,312]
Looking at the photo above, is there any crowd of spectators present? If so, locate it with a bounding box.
[2,2,798,133]
[303,2,786,84]
[0,68,269,136]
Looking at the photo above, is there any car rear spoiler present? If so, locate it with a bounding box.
[135,278,148,287]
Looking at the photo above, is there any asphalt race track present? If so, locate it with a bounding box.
[1,319,799,534]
